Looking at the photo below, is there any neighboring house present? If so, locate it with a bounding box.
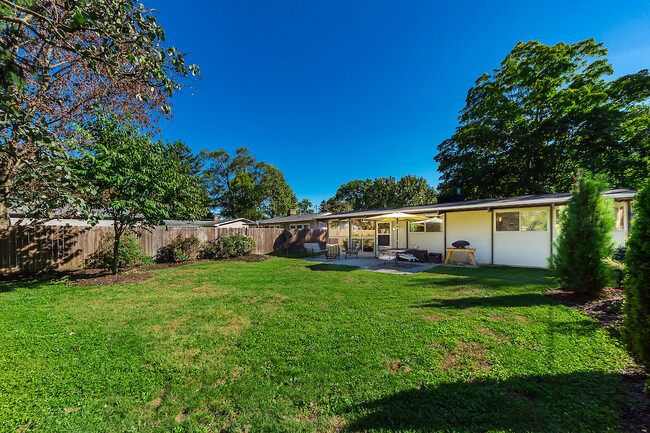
[163,217,255,228]
[256,210,331,230]
[9,210,254,229]
[317,189,636,268]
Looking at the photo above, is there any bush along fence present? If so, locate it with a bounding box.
[0,226,327,274]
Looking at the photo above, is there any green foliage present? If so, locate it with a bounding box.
[201,148,297,219]
[200,240,223,260]
[436,39,650,199]
[0,0,199,224]
[319,198,353,214]
[89,233,153,270]
[156,235,201,263]
[550,171,615,295]
[77,114,206,273]
[219,233,256,258]
[296,198,314,215]
[258,164,298,218]
[200,234,256,259]
[331,175,437,210]
[622,182,650,374]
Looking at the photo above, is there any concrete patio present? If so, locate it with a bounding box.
[303,254,438,275]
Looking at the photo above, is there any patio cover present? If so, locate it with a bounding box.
[367,212,428,249]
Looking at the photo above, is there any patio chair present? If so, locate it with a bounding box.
[325,244,340,260]
[345,243,361,260]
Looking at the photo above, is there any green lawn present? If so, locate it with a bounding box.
[0,257,645,432]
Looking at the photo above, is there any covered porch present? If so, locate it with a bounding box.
[323,213,446,262]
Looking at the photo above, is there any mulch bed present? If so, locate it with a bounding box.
[0,254,269,287]
[544,287,649,433]
[544,287,625,335]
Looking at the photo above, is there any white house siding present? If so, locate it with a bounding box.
[493,206,552,268]
[552,202,629,249]
[446,210,492,264]
[407,231,444,254]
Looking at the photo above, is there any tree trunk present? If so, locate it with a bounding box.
[0,200,10,226]
[112,228,121,275]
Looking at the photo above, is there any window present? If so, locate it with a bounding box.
[615,205,625,231]
[409,217,443,233]
[521,210,548,231]
[496,210,548,232]
[496,212,519,231]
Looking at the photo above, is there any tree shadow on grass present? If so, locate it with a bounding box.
[306,263,358,272]
[412,293,556,310]
[412,265,554,291]
[346,371,645,433]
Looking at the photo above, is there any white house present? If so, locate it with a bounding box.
[317,189,636,268]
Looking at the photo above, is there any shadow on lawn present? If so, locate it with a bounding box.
[412,265,554,290]
[412,293,556,310]
[306,263,357,272]
[346,371,644,433]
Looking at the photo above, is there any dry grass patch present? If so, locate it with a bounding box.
[386,359,411,374]
[477,326,508,341]
[220,316,251,336]
[242,296,259,305]
[231,366,243,380]
[423,314,447,322]
[440,341,491,373]
[512,314,533,323]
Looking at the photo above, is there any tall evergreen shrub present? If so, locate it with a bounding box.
[622,182,650,375]
[549,171,615,295]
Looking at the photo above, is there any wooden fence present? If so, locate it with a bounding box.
[0,226,328,274]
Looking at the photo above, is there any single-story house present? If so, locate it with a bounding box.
[9,210,254,229]
[316,189,636,268]
[255,210,330,230]
[163,217,255,228]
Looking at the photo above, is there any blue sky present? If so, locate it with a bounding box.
[150,0,650,208]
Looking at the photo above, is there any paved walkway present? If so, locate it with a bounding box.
[303,255,438,275]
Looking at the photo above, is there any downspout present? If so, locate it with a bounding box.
[550,204,555,259]
[489,208,494,265]
[627,200,632,237]
[443,212,447,262]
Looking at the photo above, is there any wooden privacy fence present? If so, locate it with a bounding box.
[0,226,328,274]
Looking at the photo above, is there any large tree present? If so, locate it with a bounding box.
[296,198,314,214]
[78,115,206,274]
[332,175,437,210]
[201,147,297,219]
[435,39,650,200]
[319,198,352,214]
[0,0,198,224]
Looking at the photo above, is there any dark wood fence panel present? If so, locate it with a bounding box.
[0,226,326,274]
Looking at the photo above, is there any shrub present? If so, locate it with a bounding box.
[200,239,222,260]
[218,233,256,258]
[157,235,201,263]
[549,171,615,296]
[89,233,154,269]
[622,182,650,377]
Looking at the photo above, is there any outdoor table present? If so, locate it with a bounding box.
[443,248,478,266]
